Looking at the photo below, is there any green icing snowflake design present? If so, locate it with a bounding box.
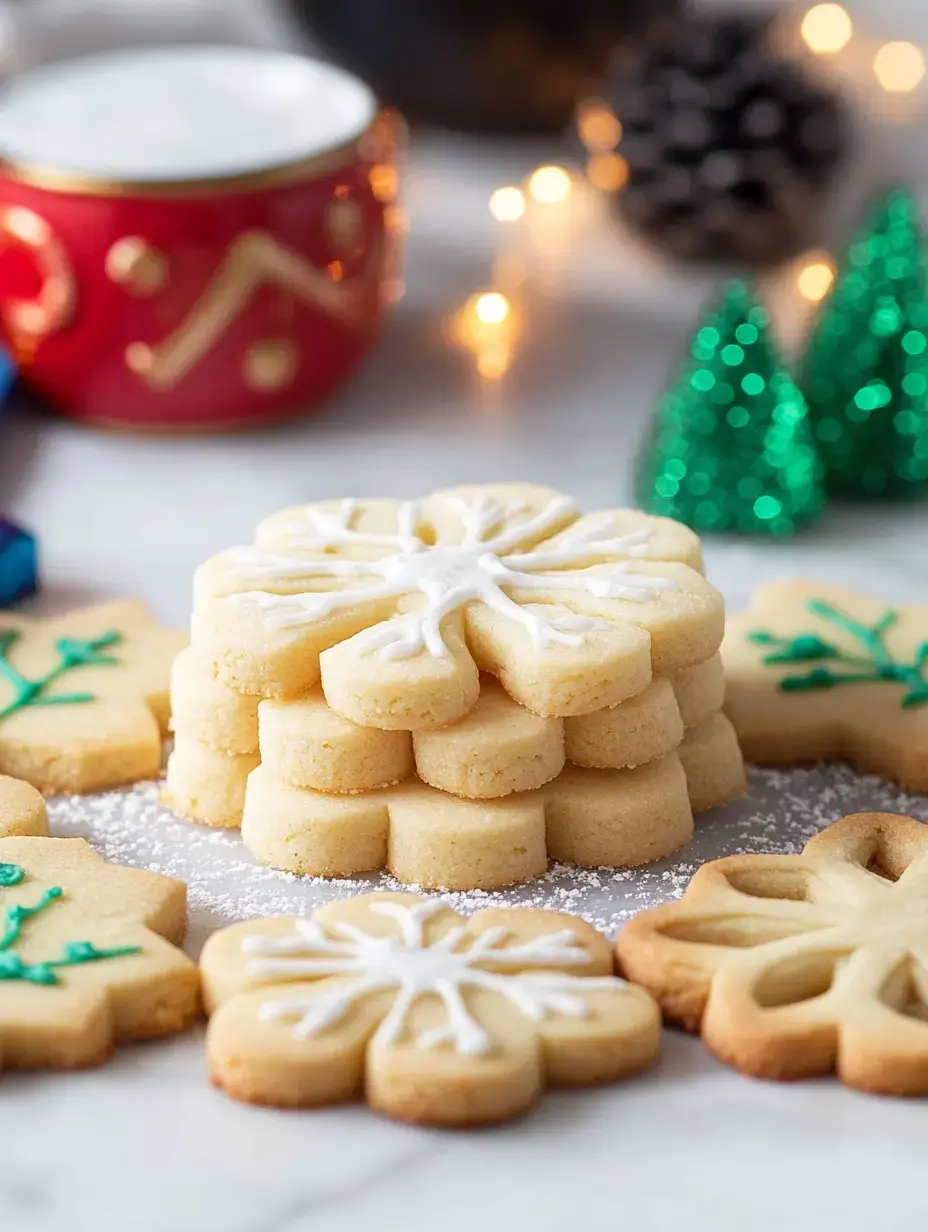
[748,599,928,708]
[0,862,140,985]
[0,629,122,722]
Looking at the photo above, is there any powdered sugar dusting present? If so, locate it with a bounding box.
[46,765,928,954]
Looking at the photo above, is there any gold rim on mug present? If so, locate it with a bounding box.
[0,134,376,198]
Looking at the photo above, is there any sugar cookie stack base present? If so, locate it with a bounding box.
[165,486,745,890]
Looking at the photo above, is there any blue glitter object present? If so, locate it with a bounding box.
[0,349,14,408]
[0,520,37,607]
[0,349,34,605]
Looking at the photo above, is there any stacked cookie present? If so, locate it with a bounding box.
[166,484,745,890]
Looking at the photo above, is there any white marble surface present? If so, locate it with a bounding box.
[3,135,928,1232]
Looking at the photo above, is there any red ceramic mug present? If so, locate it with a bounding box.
[0,46,392,431]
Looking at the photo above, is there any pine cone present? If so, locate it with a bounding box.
[607,13,849,264]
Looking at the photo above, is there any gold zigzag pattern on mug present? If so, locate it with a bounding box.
[125,229,381,391]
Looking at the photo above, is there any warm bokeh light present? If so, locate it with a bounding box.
[800,4,852,54]
[492,251,528,292]
[577,101,622,152]
[873,42,926,93]
[488,186,526,222]
[361,107,408,164]
[797,258,836,303]
[384,205,410,233]
[474,291,511,325]
[369,163,399,203]
[587,153,629,192]
[447,291,521,382]
[528,165,572,204]
[476,348,511,380]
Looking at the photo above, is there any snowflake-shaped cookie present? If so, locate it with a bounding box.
[201,892,660,1125]
[240,751,694,888]
[617,812,928,1095]
[724,580,928,791]
[0,836,199,1073]
[0,599,187,792]
[192,483,723,729]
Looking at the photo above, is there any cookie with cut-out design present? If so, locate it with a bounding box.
[190,484,723,730]
[724,580,928,790]
[0,836,199,1073]
[201,891,660,1125]
[0,600,186,793]
[617,812,928,1095]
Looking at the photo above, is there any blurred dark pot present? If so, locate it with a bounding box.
[285,0,680,133]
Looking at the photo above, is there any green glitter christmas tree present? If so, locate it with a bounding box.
[635,279,825,536]
[801,188,928,499]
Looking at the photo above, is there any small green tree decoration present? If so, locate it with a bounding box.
[748,598,928,707]
[0,862,140,984]
[0,630,120,721]
[801,188,928,499]
[635,279,825,535]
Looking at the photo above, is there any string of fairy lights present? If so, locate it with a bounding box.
[438,4,928,381]
[798,4,925,93]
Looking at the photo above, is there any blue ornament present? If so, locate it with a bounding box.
[0,349,14,408]
[0,520,38,607]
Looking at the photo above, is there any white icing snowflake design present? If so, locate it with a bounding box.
[242,899,624,1056]
[225,491,676,660]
